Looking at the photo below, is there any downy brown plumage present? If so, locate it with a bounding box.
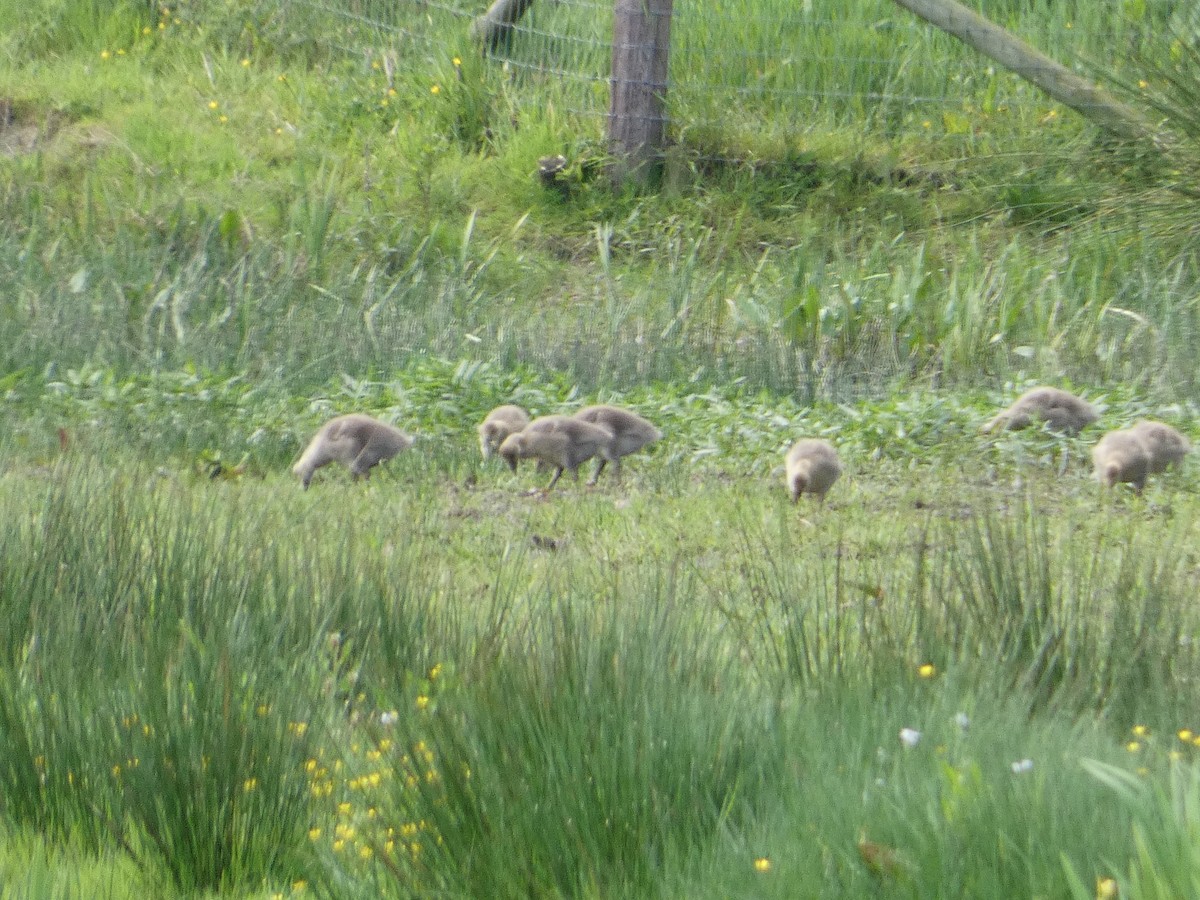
[982,386,1098,435]
[497,415,616,491]
[785,438,842,503]
[292,414,414,489]
[1129,420,1191,475]
[1092,428,1152,492]
[477,405,531,459]
[573,404,663,484]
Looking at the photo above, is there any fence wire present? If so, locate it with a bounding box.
[280,0,1184,185]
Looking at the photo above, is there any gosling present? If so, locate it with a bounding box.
[1130,420,1191,475]
[1092,428,1152,492]
[497,415,617,491]
[785,438,842,503]
[293,414,414,489]
[573,404,663,484]
[477,404,531,460]
[983,386,1098,435]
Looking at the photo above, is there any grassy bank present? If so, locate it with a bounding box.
[0,1,1197,396]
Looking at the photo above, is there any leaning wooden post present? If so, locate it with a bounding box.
[890,0,1157,143]
[608,0,674,189]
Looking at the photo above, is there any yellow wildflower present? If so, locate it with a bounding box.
[754,857,771,872]
[431,85,440,95]
[918,663,936,678]
[1126,741,1141,753]
[1179,729,1193,742]
[416,695,430,710]
[1132,725,1149,738]
[308,828,321,841]
[208,100,219,110]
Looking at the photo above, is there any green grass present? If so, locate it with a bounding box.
[0,420,1195,895]
[0,0,1198,894]
[0,0,1196,395]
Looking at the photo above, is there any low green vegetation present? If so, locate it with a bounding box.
[0,0,1198,895]
[0,424,1197,897]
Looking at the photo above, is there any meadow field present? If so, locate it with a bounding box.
[0,0,1199,896]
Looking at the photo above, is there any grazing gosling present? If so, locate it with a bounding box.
[497,415,616,491]
[293,414,413,489]
[573,404,663,484]
[477,404,531,460]
[1130,420,1191,475]
[982,386,1098,435]
[1092,428,1152,492]
[785,439,842,503]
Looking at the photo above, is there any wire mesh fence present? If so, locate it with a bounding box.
[277,0,1183,183]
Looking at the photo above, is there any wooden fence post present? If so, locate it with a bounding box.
[609,0,674,189]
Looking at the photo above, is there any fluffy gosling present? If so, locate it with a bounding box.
[982,386,1098,435]
[293,414,413,489]
[497,415,617,491]
[1092,428,1152,492]
[1130,420,1191,475]
[477,404,531,460]
[573,404,663,484]
[785,438,842,503]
